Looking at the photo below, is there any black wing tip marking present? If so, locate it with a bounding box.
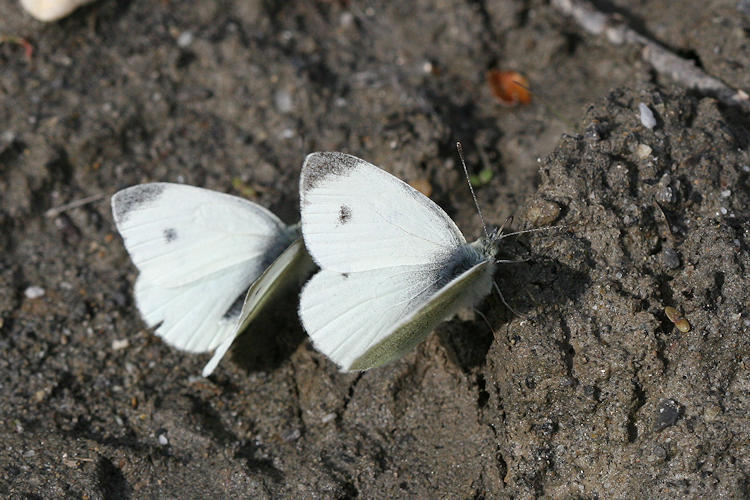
[112,183,166,224]
[301,152,362,194]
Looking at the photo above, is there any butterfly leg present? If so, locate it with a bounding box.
[495,257,531,264]
[493,281,526,318]
[472,307,496,335]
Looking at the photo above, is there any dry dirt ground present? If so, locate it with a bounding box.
[1,0,749,498]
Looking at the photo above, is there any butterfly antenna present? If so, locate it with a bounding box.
[456,141,489,239]
[499,224,567,239]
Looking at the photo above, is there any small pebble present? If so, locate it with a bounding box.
[274,89,293,113]
[656,185,673,204]
[664,306,680,323]
[1,130,15,145]
[525,199,561,226]
[639,103,656,129]
[24,286,45,299]
[339,11,354,28]
[20,0,96,22]
[635,143,652,159]
[665,306,691,332]
[662,248,680,269]
[720,189,731,198]
[158,434,169,446]
[654,398,681,431]
[703,405,722,422]
[675,318,691,333]
[282,428,302,441]
[177,31,194,48]
[111,339,130,350]
[321,412,337,424]
[651,445,667,461]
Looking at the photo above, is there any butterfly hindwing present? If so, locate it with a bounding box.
[348,260,494,370]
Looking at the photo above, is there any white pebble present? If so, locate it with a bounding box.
[274,89,293,113]
[1,130,15,144]
[20,0,96,22]
[639,103,656,129]
[720,189,731,198]
[177,31,194,48]
[720,207,728,215]
[339,11,354,28]
[636,143,652,159]
[158,434,169,446]
[24,286,45,299]
[111,339,130,350]
[321,412,337,424]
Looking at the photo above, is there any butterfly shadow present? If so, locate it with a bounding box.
[437,242,590,372]
[227,281,311,374]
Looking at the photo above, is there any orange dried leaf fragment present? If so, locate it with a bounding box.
[487,70,532,106]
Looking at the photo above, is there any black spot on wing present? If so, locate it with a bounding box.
[338,205,352,224]
[163,227,178,243]
[112,183,165,224]
[300,152,361,196]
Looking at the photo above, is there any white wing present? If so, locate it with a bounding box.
[299,258,495,371]
[300,152,466,272]
[112,183,295,356]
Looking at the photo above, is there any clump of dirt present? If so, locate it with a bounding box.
[495,86,750,497]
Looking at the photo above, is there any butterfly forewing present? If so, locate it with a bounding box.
[300,152,466,273]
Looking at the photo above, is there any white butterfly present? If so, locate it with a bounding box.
[298,152,501,371]
[111,183,311,376]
